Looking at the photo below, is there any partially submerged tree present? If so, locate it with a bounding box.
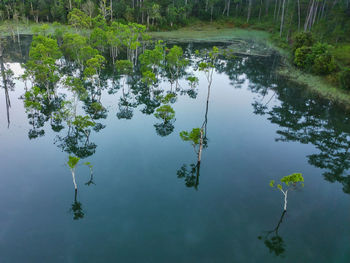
[24,35,62,101]
[67,155,80,190]
[84,162,95,186]
[270,173,304,211]
[154,104,175,123]
[165,45,188,90]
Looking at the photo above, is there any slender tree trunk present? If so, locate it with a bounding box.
[259,0,263,21]
[0,55,11,128]
[283,190,288,211]
[312,0,319,27]
[71,170,77,190]
[198,129,203,163]
[227,0,231,16]
[274,0,278,20]
[304,0,315,31]
[280,0,286,37]
[247,0,252,23]
[110,0,113,20]
[297,0,301,31]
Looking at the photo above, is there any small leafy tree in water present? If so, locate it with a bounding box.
[186,76,199,89]
[154,105,175,123]
[67,155,80,190]
[270,173,304,211]
[84,162,95,186]
[180,128,205,163]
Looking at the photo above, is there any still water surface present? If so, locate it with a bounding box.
[0,36,349,262]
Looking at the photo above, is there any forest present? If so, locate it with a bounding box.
[0,0,349,37]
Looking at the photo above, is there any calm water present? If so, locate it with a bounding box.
[0,36,349,263]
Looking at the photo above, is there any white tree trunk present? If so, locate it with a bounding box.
[71,170,77,190]
[283,190,288,211]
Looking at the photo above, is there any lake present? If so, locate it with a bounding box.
[0,35,349,263]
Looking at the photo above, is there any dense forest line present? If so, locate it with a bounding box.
[0,1,349,40]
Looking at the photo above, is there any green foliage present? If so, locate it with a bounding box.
[71,115,95,131]
[139,40,165,73]
[23,86,44,111]
[67,155,80,169]
[64,77,87,100]
[90,102,105,113]
[294,42,336,75]
[197,46,220,76]
[186,76,199,89]
[25,35,62,89]
[92,14,107,29]
[32,24,50,36]
[154,105,175,122]
[312,53,336,75]
[292,32,314,52]
[83,162,93,169]
[61,33,87,61]
[294,46,312,69]
[339,68,350,90]
[180,128,201,145]
[68,8,91,29]
[161,93,177,104]
[270,173,304,190]
[166,45,184,65]
[142,70,156,87]
[333,44,350,67]
[115,60,133,75]
[90,27,107,51]
[165,45,188,82]
[84,55,106,77]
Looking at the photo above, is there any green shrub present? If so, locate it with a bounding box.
[312,53,336,75]
[294,42,336,75]
[292,32,314,52]
[294,46,312,69]
[339,68,350,89]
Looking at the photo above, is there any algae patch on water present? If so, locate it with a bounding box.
[150,26,277,57]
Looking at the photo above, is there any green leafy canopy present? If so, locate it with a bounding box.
[68,155,80,169]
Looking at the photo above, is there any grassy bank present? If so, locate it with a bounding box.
[278,59,350,108]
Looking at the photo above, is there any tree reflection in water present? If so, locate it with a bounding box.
[4,33,350,224]
[249,77,350,195]
[71,189,84,220]
[258,211,287,257]
[0,41,15,128]
[215,48,350,195]
[177,47,218,189]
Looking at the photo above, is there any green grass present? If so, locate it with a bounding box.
[0,21,85,37]
[333,44,350,67]
[150,22,270,42]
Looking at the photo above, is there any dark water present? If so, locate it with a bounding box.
[0,36,349,263]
